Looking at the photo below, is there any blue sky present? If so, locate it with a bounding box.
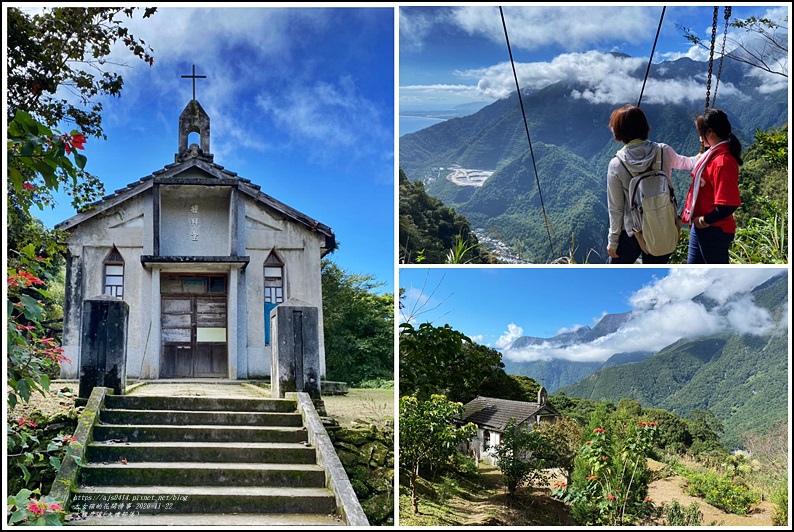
[12,7,395,294]
[399,266,788,363]
[400,4,789,118]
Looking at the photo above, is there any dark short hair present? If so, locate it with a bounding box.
[609,104,650,143]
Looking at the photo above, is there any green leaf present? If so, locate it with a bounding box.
[49,455,62,471]
[15,488,34,501]
[40,374,51,391]
[18,293,44,322]
[20,464,31,484]
[8,167,24,192]
[74,152,87,170]
[9,510,26,524]
[17,379,31,402]
[44,513,64,526]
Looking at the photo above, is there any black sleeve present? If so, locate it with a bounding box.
[703,205,738,224]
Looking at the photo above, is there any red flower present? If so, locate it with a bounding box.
[60,133,86,155]
[16,324,36,331]
[586,475,598,481]
[606,493,616,501]
[644,496,652,503]
[27,499,47,517]
[62,435,78,445]
[593,428,606,434]
[601,456,609,461]
[26,499,61,517]
[23,182,36,191]
[17,416,38,428]
[586,440,592,445]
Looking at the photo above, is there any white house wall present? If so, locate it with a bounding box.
[241,196,327,378]
[60,193,151,378]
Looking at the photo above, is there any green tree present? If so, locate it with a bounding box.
[321,260,393,386]
[399,168,496,264]
[6,7,156,523]
[399,322,502,403]
[491,419,550,496]
[399,394,477,514]
[537,416,583,485]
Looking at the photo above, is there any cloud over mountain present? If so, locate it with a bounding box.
[502,269,784,364]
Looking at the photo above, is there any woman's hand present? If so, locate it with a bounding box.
[607,246,619,259]
[694,216,710,229]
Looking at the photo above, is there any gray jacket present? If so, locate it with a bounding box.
[607,140,698,249]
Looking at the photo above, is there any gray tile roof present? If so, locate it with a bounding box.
[458,396,559,432]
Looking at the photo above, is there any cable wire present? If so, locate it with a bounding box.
[499,6,556,261]
[637,7,666,107]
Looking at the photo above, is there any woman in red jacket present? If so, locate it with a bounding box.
[681,108,743,264]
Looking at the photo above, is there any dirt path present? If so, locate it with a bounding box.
[646,474,774,526]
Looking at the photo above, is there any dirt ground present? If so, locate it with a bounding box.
[644,459,775,526]
[400,460,777,527]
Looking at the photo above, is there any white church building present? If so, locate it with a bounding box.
[57,97,335,380]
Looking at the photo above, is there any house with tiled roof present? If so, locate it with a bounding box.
[457,387,560,465]
[57,97,335,380]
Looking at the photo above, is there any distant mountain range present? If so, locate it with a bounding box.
[399,54,788,263]
[554,272,788,449]
[502,311,655,392]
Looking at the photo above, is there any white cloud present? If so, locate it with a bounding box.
[470,334,485,344]
[502,269,785,363]
[462,51,744,106]
[555,324,586,335]
[496,323,524,349]
[451,6,658,52]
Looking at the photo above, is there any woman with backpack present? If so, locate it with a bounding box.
[606,104,698,264]
[680,108,743,264]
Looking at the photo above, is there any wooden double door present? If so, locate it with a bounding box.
[160,275,228,378]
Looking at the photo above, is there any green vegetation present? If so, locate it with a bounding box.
[684,470,760,515]
[321,259,393,386]
[554,421,657,525]
[399,168,496,264]
[6,7,157,524]
[491,419,550,496]
[557,272,787,450]
[660,500,703,526]
[400,58,787,265]
[399,394,477,514]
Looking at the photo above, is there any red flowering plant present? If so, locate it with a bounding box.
[7,110,88,210]
[7,489,66,526]
[553,422,658,526]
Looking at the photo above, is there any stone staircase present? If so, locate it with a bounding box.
[67,394,344,526]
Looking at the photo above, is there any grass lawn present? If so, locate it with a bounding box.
[322,387,395,427]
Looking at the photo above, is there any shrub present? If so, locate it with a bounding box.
[685,470,760,515]
[662,499,703,526]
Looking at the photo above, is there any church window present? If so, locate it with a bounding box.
[264,250,285,346]
[103,247,124,298]
[264,252,284,304]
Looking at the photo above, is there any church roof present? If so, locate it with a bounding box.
[457,396,559,432]
[55,157,336,253]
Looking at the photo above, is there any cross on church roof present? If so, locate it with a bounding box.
[181,64,206,101]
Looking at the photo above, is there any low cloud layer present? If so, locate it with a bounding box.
[462,51,742,106]
[503,269,786,364]
[400,5,787,108]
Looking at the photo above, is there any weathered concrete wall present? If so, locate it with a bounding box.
[78,297,128,399]
[60,193,150,379]
[242,196,327,378]
[326,422,395,526]
[159,183,230,256]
